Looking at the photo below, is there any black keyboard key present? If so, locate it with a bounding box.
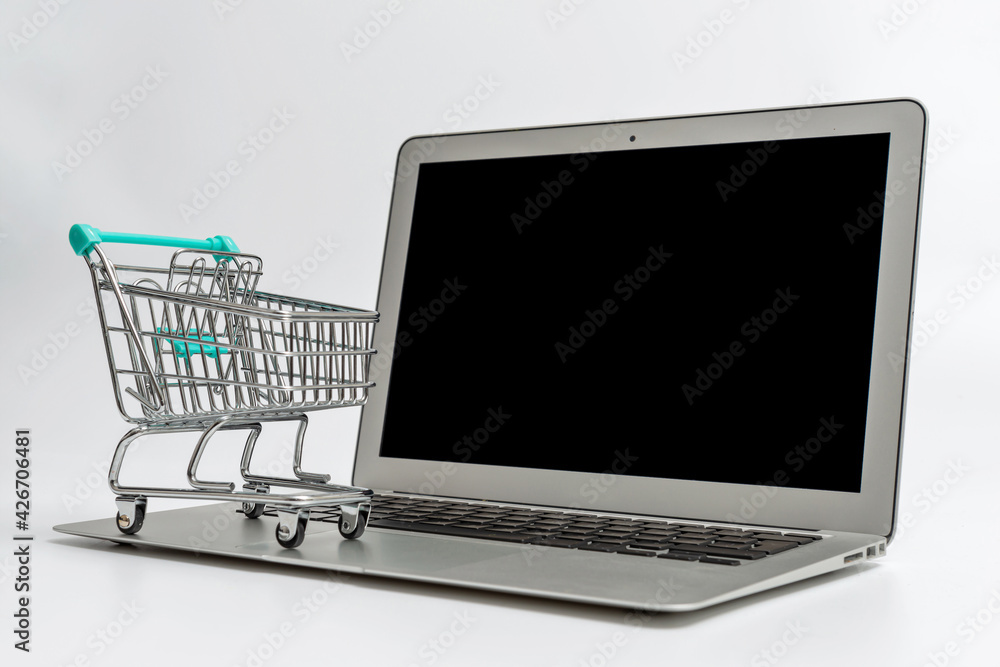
[520,529,561,537]
[631,540,671,550]
[701,556,741,566]
[639,529,679,537]
[579,543,621,553]
[665,545,766,560]
[658,552,702,561]
[535,538,590,549]
[599,528,640,536]
[714,537,758,545]
[751,540,800,554]
[751,534,816,545]
[714,530,754,537]
[669,537,713,546]
[483,532,538,543]
[706,540,753,550]
[547,532,598,541]
[590,537,634,546]
[616,547,657,557]
[634,523,672,531]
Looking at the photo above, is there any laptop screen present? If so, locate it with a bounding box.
[378,132,891,494]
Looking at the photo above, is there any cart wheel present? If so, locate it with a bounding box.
[243,502,266,519]
[275,511,308,549]
[242,483,269,519]
[339,502,371,540]
[115,497,147,535]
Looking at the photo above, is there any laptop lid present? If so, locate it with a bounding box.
[355,99,926,539]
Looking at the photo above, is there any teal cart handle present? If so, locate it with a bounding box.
[69,223,240,256]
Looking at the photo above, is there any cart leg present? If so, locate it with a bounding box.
[275,508,309,549]
[115,496,147,535]
[338,502,371,540]
[111,421,265,498]
[239,421,268,520]
[109,424,154,495]
[186,418,238,492]
[241,483,269,519]
[290,415,332,484]
[238,421,262,477]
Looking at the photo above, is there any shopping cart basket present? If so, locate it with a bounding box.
[68,224,378,548]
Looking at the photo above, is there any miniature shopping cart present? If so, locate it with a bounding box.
[68,224,378,548]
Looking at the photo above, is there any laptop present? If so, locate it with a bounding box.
[56,98,927,611]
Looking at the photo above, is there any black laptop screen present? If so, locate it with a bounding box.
[378,132,891,493]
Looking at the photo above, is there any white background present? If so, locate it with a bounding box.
[2,1,999,666]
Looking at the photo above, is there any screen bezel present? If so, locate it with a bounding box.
[355,99,926,539]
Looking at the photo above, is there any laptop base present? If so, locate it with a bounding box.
[54,502,885,612]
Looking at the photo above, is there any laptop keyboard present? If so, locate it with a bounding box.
[260,494,823,566]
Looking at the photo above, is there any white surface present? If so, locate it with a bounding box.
[1,1,998,665]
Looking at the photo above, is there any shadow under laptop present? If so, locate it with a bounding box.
[49,535,881,626]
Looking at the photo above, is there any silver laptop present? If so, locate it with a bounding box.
[56,98,927,611]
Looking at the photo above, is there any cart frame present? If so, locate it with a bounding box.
[69,224,378,548]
